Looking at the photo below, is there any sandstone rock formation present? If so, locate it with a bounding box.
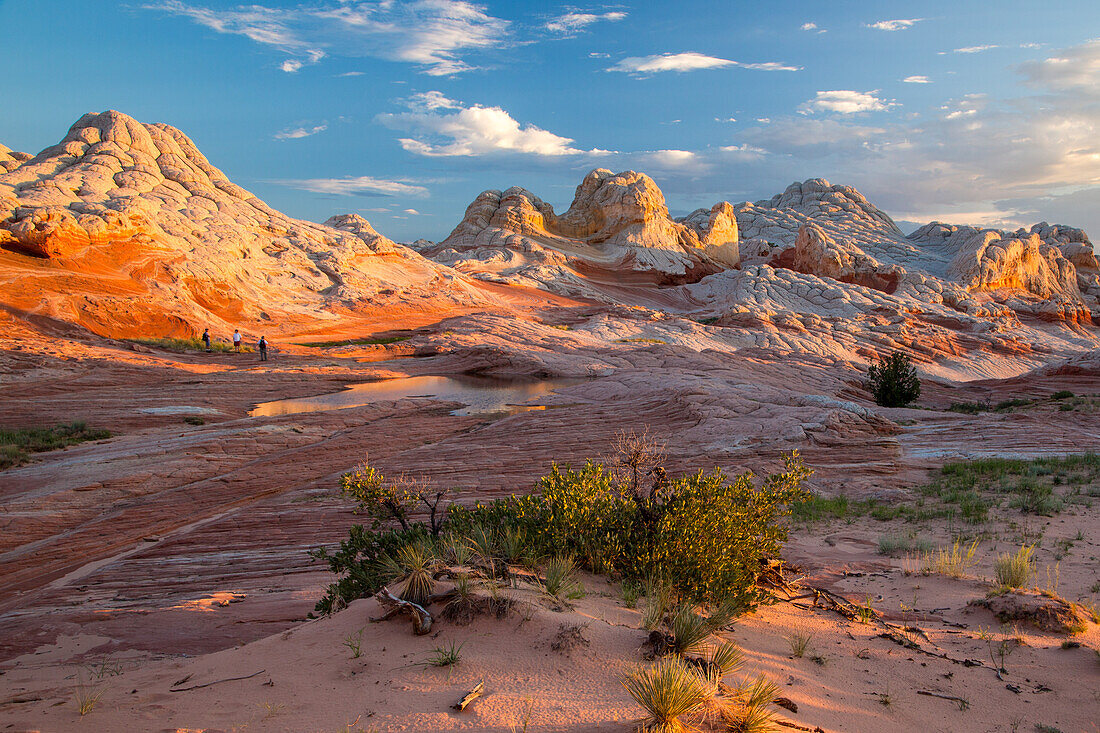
[0,111,482,338]
[425,169,740,297]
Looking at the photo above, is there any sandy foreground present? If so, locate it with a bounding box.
[1,316,1099,732]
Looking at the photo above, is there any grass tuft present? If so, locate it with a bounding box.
[994,545,1035,589]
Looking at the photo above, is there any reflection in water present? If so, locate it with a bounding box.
[249,375,581,418]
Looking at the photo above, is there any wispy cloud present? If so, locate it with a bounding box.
[546,11,626,34]
[954,44,999,53]
[801,90,897,114]
[376,91,601,157]
[800,22,819,31]
[275,176,429,197]
[145,0,509,75]
[608,52,800,74]
[867,18,924,31]
[902,75,931,84]
[274,124,328,140]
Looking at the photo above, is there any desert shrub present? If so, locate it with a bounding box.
[866,352,921,408]
[315,448,810,613]
[947,401,988,414]
[1051,390,1074,400]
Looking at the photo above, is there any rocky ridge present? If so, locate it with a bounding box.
[425,168,740,291]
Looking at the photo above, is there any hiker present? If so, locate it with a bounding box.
[233,329,242,353]
[258,336,268,362]
[201,328,211,351]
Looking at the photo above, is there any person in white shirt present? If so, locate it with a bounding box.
[233,329,242,353]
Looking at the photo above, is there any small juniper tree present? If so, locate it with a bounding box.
[866,352,921,407]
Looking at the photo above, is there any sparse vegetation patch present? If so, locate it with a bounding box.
[0,421,111,470]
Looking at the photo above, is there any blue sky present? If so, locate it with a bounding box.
[1,0,1098,241]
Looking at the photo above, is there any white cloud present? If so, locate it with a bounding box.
[1019,39,1100,96]
[546,11,626,34]
[275,176,429,197]
[338,71,365,77]
[403,208,422,215]
[867,18,923,31]
[146,0,508,76]
[588,51,610,58]
[608,52,800,74]
[954,45,999,54]
[800,22,817,30]
[1019,42,1043,50]
[801,90,897,114]
[902,75,931,84]
[274,124,328,140]
[377,92,594,157]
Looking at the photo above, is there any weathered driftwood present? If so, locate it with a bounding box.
[452,681,484,711]
[169,669,265,692]
[371,586,432,635]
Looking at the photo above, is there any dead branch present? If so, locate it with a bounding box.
[452,681,484,711]
[775,719,826,733]
[169,669,265,692]
[371,586,432,635]
[917,690,969,706]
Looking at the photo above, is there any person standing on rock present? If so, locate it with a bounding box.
[202,328,211,351]
[258,336,268,362]
[233,329,242,353]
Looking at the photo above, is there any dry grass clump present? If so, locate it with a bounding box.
[917,538,979,578]
[785,631,813,659]
[994,544,1035,589]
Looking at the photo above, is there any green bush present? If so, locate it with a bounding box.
[1051,390,1074,400]
[866,352,921,408]
[312,451,811,614]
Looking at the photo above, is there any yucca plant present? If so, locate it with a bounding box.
[703,640,744,688]
[643,574,675,631]
[467,524,498,574]
[391,541,436,606]
[726,674,780,733]
[622,656,709,733]
[670,606,713,657]
[439,532,473,566]
[543,554,578,597]
[499,525,528,566]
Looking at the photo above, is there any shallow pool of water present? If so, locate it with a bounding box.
[249,375,582,418]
